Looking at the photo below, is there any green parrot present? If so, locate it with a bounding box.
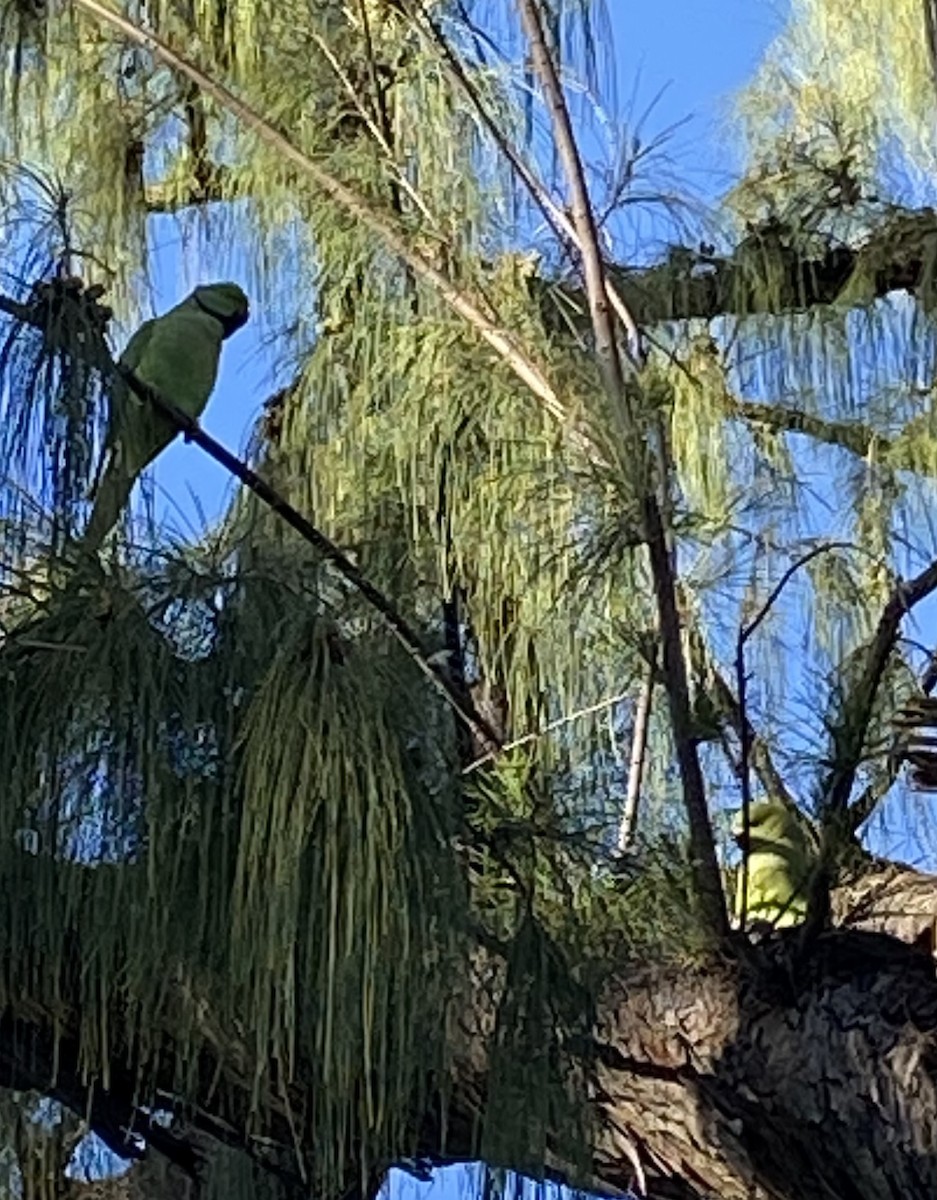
[732,800,815,929]
[82,282,249,552]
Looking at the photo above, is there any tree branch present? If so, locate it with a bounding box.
[516,0,727,936]
[0,284,502,755]
[729,396,880,458]
[705,659,795,810]
[823,555,937,820]
[617,661,654,853]
[142,166,234,213]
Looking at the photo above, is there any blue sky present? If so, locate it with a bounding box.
[611,0,785,191]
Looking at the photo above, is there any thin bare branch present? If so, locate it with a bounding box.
[825,555,937,820]
[516,0,727,935]
[704,658,795,810]
[741,542,855,646]
[516,0,625,400]
[462,687,632,775]
[734,541,854,928]
[617,661,654,852]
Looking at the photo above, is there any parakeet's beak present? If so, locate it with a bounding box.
[219,306,249,337]
[220,309,247,338]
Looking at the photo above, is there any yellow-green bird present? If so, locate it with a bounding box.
[732,800,814,929]
[83,282,249,552]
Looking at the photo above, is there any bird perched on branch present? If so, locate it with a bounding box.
[732,800,815,929]
[82,281,249,552]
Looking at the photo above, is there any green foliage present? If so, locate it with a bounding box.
[734,0,937,186]
[5,0,937,1194]
[0,543,471,1193]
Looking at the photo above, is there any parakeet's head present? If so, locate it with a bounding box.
[731,800,802,851]
[191,282,250,337]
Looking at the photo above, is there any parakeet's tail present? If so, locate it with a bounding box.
[81,465,133,554]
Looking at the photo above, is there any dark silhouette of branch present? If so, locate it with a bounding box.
[740,542,854,647]
[112,367,502,750]
[728,397,880,458]
[824,556,937,820]
[732,543,852,930]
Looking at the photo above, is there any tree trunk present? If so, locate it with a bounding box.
[593,929,937,1198]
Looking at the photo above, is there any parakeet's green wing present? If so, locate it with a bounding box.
[120,315,158,373]
[93,317,157,464]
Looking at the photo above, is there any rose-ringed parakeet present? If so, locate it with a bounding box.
[732,800,815,929]
[82,282,249,552]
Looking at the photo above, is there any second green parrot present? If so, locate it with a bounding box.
[732,800,815,929]
[83,281,249,552]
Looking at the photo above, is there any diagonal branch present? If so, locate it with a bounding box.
[740,542,854,646]
[823,555,937,821]
[515,0,625,398]
[731,544,850,929]
[114,376,502,751]
[617,661,654,852]
[797,558,937,944]
[0,286,502,754]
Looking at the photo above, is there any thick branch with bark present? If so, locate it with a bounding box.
[597,206,937,323]
[595,929,937,1199]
